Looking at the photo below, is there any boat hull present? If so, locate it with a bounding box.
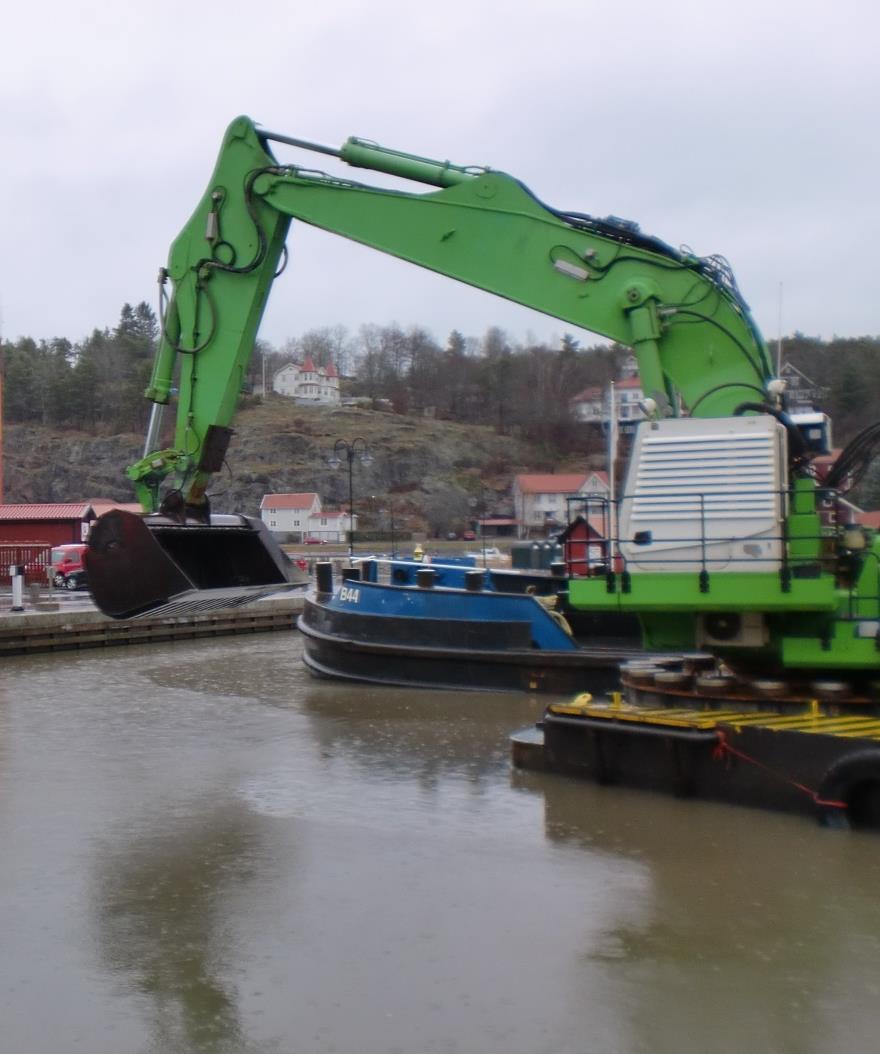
[298,593,643,695]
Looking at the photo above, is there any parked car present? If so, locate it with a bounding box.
[304,537,327,545]
[462,530,476,541]
[61,569,89,591]
[50,543,88,589]
[465,546,505,560]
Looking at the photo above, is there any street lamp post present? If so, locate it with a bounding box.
[470,493,488,567]
[375,492,397,558]
[327,437,373,560]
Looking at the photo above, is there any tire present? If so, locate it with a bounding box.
[818,749,880,829]
[53,573,65,588]
[65,576,79,591]
[849,781,880,829]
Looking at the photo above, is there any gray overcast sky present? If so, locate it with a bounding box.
[2,0,878,353]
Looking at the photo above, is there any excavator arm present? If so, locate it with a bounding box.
[88,114,779,620]
[129,120,291,516]
[133,115,774,517]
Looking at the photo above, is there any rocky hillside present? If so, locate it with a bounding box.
[6,398,600,534]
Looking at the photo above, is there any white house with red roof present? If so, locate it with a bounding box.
[259,491,355,542]
[512,471,609,538]
[273,358,340,404]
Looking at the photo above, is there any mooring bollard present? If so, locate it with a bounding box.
[10,564,24,612]
[464,569,486,592]
[315,561,334,595]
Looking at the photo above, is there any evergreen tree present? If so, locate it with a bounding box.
[3,338,40,422]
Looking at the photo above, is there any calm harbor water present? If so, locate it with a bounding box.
[2,633,880,1054]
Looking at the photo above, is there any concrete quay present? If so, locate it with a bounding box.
[0,591,305,656]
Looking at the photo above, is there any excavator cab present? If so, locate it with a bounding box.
[86,509,307,619]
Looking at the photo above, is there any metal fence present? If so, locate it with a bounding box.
[0,543,53,585]
[564,486,851,577]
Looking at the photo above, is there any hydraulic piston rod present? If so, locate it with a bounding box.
[258,128,481,188]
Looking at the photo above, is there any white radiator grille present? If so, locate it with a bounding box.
[619,417,786,571]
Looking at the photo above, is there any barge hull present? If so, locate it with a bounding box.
[531,695,880,827]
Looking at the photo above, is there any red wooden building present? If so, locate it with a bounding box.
[0,503,97,547]
[556,513,611,577]
[0,501,140,583]
[0,504,94,583]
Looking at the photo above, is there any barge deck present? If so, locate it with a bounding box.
[514,658,880,828]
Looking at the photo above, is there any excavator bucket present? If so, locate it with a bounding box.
[85,509,308,620]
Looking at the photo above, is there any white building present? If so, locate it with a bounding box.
[779,361,827,411]
[512,472,609,538]
[260,491,355,543]
[571,375,646,430]
[273,357,340,404]
[572,361,826,426]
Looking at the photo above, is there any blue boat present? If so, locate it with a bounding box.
[297,557,644,694]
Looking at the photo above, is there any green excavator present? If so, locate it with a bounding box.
[86,116,878,692]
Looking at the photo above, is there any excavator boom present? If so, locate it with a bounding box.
[87,115,776,619]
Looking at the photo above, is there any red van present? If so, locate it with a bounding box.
[50,543,88,589]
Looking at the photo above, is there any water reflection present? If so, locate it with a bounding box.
[94,801,267,1054]
[234,682,549,841]
[518,769,880,1054]
[299,683,544,784]
[143,641,546,788]
[5,635,880,1053]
